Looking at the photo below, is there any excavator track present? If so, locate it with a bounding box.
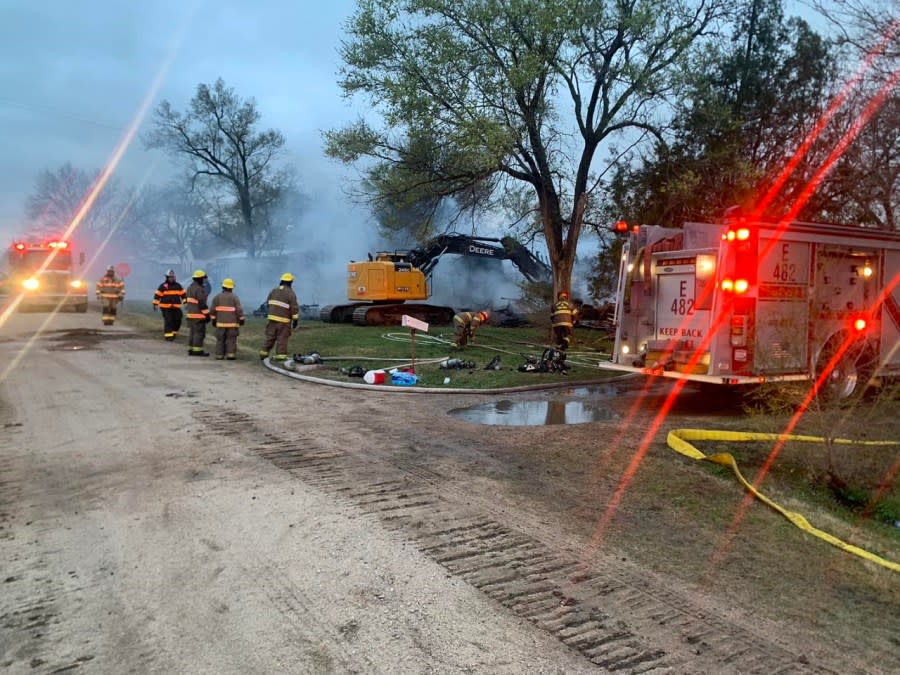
[319,304,367,323]
[351,303,455,326]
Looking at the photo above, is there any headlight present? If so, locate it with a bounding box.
[23,278,39,290]
[70,279,83,289]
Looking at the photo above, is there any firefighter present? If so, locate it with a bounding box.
[551,290,576,349]
[209,278,244,360]
[185,269,211,356]
[152,269,185,340]
[259,273,299,362]
[452,310,489,348]
[95,265,125,325]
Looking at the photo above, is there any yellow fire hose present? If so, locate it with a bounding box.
[666,429,900,573]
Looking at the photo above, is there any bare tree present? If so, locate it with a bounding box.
[25,163,121,243]
[131,184,206,267]
[145,78,296,257]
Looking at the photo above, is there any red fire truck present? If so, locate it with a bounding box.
[602,213,900,398]
[1,239,89,312]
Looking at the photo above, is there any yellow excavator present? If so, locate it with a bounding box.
[320,233,551,326]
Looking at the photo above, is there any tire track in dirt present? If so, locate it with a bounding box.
[196,405,828,674]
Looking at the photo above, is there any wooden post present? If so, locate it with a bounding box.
[401,315,429,377]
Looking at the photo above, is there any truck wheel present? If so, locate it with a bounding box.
[815,336,876,400]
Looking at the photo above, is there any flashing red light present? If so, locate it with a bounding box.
[613,220,629,234]
[13,242,26,251]
[48,240,69,249]
[719,278,750,294]
[724,227,752,242]
[853,317,867,332]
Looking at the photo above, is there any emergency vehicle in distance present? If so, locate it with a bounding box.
[0,239,89,312]
[601,212,900,399]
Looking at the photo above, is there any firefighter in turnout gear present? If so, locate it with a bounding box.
[209,278,244,360]
[185,269,211,356]
[452,310,489,348]
[152,269,185,340]
[259,273,299,361]
[95,265,125,325]
[551,291,576,350]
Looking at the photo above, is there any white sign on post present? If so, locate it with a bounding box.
[401,315,429,332]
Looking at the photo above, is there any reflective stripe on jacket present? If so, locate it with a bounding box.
[153,281,185,309]
[209,290,244,328]
[96,275,124,300]
[185,280,209,320]
[551,299,575,328]
[453,312,482,331]
[266,285,298,324]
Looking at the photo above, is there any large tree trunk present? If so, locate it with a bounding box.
[541,192,585,300]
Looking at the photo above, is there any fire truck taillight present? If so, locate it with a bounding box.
[734,279,750,294]
[14,242,26,251]
[720,278,734,292]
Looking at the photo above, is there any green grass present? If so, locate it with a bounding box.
[120,300,619,389]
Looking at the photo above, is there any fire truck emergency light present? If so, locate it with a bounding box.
[853,318,867,332]
[48,241,68,249]
[613,220,629,235]
[23,278,39,290]
[14,242,26,250]
[720,277,750,294]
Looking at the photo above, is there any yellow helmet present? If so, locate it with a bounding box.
[280,273,294,282]
[192,269,206,279]
[222,278,234,289]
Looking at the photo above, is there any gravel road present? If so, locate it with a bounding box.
[1,309,895,674]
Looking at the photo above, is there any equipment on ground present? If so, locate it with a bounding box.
[440,358,475,370]
[320,233,551,326]
[1,239,89,312]
[601,212,900,399]
[518,348,567,374]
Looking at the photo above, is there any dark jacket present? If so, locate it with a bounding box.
[153,280,185,309]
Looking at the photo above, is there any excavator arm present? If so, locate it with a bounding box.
[407,233,551,282]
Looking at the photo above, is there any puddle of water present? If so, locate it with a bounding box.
[450,398,617,426]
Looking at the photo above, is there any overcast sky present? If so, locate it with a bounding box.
[0,0,836,304]
[0,0,369,241]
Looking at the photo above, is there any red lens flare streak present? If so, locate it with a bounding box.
[579,251,724,527]
[576,24,900,577]
[752,18,900,220]
[0,28,186,379]
[578,284,729,565]
[710,271,900,569]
